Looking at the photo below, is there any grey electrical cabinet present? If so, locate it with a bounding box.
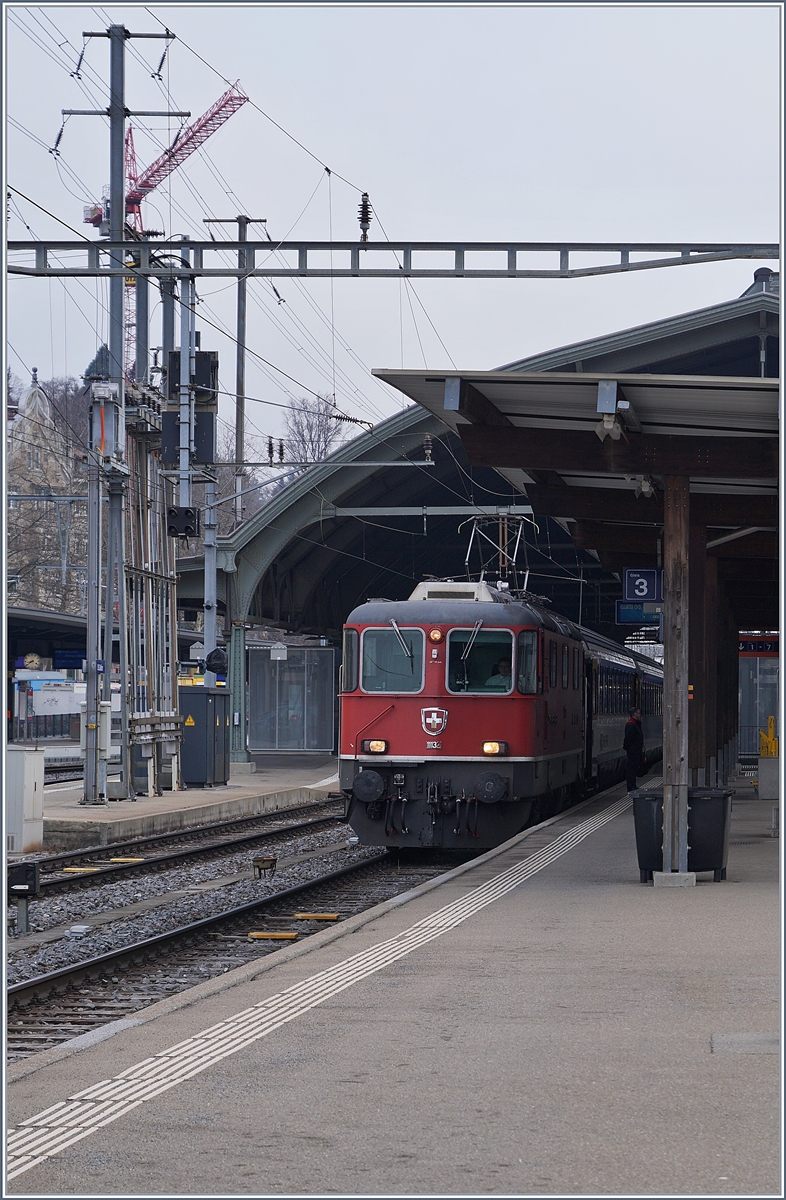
[178,687,231,786]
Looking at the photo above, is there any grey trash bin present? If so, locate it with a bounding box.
[632,788,732,882]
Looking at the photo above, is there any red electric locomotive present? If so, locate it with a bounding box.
[339,579,663,848]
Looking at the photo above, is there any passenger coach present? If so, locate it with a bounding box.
[339,580,663,848]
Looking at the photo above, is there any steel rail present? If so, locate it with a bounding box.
[31,799,343,873]
[8,852,389,1008]
[27,819,345,896]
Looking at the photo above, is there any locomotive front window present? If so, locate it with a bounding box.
[447,629,514,693]
[361,628,424,693]
[517,631,538,694]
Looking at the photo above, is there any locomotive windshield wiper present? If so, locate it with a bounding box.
[461,620,483,660]
[389,619,414,662]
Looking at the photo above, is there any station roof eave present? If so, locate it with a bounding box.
[371,370,779,498]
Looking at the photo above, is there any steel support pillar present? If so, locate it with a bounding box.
[161,277,176,364]
[107,25,125,396]
[103,484,129,797]
[662,476,690,874]
[203,475,217,687]
[229,620,251,765]
[235,216,249,529]
[135,245,149,384]
[178,248,192,507]
[688,523,707,788]
[82,460,106,804]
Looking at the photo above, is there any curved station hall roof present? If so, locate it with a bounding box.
[178,405,616,638]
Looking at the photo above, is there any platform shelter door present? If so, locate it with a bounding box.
[247,646,335,752]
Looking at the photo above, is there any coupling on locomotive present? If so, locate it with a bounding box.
[339,580,663,848]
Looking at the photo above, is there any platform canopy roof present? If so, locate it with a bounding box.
[373,285,779,630]
[370,370,777,493]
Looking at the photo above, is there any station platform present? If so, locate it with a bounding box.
[7,776,779,1195]
[40,754,339,850]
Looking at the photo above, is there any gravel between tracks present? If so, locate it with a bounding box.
[7,837,383,985]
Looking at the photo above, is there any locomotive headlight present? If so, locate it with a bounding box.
[482,741,508,756]
[361,739,388,754]
[428,629,443,643]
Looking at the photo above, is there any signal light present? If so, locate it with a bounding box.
[361,739,388,754]
[428,629,443,643]
[167,506,200,538]
[482,741,508,756]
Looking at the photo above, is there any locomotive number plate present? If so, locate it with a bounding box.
[426,740,442,749]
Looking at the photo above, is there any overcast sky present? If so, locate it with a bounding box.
[5,2,781,446]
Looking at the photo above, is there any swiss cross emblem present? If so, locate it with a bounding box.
[421,707,448,735]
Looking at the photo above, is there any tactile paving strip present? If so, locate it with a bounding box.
[7,794,631,1180]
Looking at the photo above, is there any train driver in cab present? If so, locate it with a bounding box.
[486,657,512,690]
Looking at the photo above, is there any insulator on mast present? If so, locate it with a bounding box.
[423,434,433,462]
[278,439,285,463]
[358,193,372,242]
[268,436,274,464]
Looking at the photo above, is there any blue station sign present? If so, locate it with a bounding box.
[616,601,662,625]
[623,568,664,602]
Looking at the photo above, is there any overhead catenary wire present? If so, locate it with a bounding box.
[143,6,365,194]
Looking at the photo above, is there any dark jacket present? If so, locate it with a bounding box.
[623,717,644,758]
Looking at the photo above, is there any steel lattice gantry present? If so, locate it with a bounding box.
[7,240,778,280]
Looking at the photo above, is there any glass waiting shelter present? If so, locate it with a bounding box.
[248,645,336,752]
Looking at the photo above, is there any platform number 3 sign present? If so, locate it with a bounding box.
[623,569,664,602]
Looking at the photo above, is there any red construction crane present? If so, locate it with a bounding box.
[84,85,249,379]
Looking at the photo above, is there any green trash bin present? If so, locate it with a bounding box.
[632,788,732,882]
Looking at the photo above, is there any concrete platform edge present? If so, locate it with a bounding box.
[8,785,623,1084]
[43,779,339,850]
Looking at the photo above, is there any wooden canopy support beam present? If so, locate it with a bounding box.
[571,522,660,555]
[444,379,513,427]
[571,522,776,561]
[708,531,777,559]
[525,484,777,528]
[596,552,658,574]
[717,558,777,581]
[662,476,690,875]
[460,426,777,478]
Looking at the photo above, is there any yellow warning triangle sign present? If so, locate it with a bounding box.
[185,714,195,726]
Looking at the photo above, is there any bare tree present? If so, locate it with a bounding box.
[284,393,346,467]
[7,374,88,614]
[187,426,280,543]
[6,368,23,420]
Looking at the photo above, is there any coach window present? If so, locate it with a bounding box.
[549,640,558,688]
[447,629,514,693]
[517,630,538,694]
[342,629,359,692]
[361,627,424,693]
[573,647,581,689]
[561,644,570,689]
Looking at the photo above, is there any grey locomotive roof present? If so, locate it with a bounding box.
[346,598,663,678]
[346,598,577,634]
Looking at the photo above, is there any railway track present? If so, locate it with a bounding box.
[25,800,347,894]
[6,850,468,1061]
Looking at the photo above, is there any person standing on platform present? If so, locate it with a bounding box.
[624,707,644,792]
